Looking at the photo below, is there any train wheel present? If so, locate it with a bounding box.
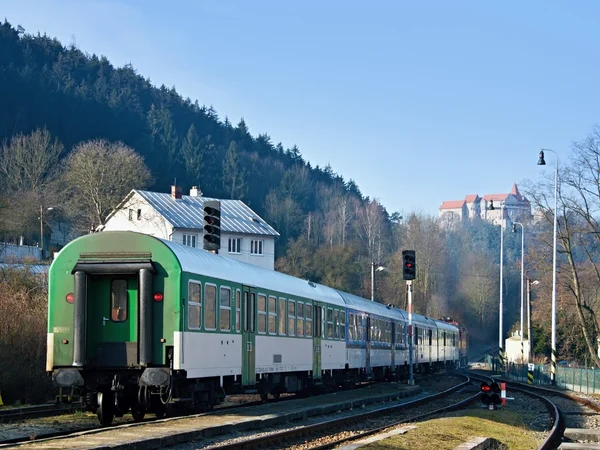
[260,392,268,403]
[96,392,114,427]
[131,407,145,422]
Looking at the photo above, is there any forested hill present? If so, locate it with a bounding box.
[0,20,370,248]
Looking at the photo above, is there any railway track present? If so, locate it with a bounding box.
[490,374,600,449]
[0,403,81,422]
[465,371,562,450]
[189,374,476,450]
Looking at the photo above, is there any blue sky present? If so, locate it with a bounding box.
[2,0,599,216]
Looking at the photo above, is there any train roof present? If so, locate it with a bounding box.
[435,320,460,331]
[162,239,346,307]
[334,289,407,320]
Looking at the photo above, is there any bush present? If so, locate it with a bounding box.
[0,265,53,404]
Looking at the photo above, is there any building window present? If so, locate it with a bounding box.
[128,209,134,221]
[183,234,197,248]
[250,239,263,255]
[137,209,142,220]
[228,238,241,254]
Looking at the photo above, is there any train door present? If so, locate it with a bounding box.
[242,285,257,386]
[312,302,323,380]
[86,275,138,367]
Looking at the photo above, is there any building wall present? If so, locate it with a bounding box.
[103,194,174,239]
[172,230,275,270]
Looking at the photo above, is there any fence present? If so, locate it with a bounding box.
[502,361,600,394]
[0,243,41,262]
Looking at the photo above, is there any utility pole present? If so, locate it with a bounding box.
[407,280,414,386]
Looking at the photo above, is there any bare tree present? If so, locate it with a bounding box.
[0,128,64,240]
[62,139,152,232]
[458,251,498,331]
[525,126,600,366]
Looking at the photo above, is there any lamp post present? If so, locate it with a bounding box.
[513,222,525,362]
[488,199,505,370]
[39,206,55,256]
[538,149,558,384]
[527,279,539,362]
[370,262,385,301]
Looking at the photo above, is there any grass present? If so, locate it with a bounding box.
[362,408,542,450]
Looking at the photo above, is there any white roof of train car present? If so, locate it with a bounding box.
[162,239,346,307]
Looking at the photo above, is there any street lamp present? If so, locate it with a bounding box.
[527,279,539,362]
[39,206,55,255]
[370,262,386,301]
[512,222,525,363]
[488,199,505,369]
[538,149,558,384]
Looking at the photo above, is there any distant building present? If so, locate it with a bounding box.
[102,186,280,270]
[439,183,532,227]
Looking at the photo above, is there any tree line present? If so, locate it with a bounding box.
[4,19,600,367]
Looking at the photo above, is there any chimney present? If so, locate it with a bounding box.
[171,185,182,200]
[190,186,202,197]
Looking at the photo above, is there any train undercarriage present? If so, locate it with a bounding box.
[54,358,459,426]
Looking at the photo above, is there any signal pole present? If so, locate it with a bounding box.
[407,280,414,386]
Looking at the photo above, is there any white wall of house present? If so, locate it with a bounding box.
[103,194,174,239]
[173,230,275,270]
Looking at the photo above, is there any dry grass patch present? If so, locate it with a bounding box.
[362,409,542,450]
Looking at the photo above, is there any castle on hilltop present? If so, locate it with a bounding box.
[438,183,532,227]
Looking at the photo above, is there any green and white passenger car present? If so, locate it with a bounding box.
[47,231,464,426]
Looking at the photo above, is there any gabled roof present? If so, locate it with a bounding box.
[510,183,530,203]
[439,200,465,210]
[465,194,480,203]
[107,190,280,237]
[482,193,509,202]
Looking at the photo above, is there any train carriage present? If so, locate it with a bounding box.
[47,231,465,426]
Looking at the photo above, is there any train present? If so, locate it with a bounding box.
[46,231,468,426]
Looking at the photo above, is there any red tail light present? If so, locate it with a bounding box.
[153,292,164,302]
[66,293,75,304]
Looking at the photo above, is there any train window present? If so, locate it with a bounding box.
[250,293,256,332]
[268,296,277,334]
[348,313,354,340]
[278,298,286,335]
[244,292,249,332]
[188,281,201,330]
[220,287,231,331]
[333,310,339,339]
[443,331,447,346]
[204,284,217,330]
[288,301,296,336]
[235,290,241,332]
[326,308,333,338]
[305,304,312,337]
[110,279,128,322]
[257,294,267,334]
[339,311,346,340]
[297,302,304,337]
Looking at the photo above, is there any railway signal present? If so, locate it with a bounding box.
[402,250,416,280]
[480,382,491,405]
[481,381,502,409]
[203,200,221,251]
